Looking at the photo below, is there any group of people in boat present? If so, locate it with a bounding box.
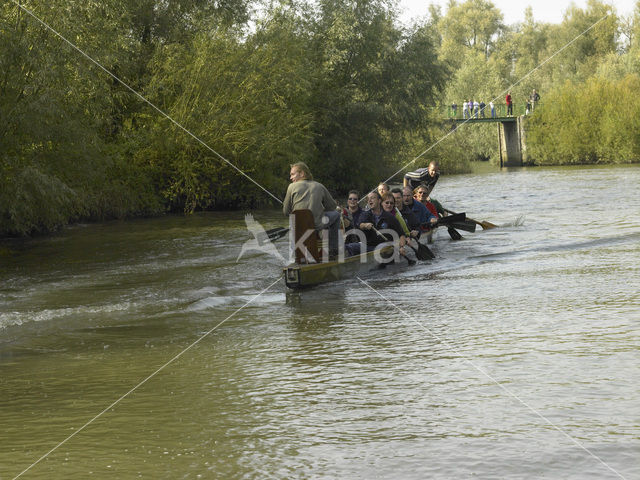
[282,160,444,261]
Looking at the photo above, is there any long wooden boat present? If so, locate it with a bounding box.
[282,208,431,290]
[280,208,477,289]
[283,244,396,289]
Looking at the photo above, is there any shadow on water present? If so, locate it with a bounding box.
[285,285,347,313]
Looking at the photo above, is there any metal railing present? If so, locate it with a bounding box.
[444,101,541,120]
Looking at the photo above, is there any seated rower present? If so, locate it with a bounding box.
[344,190,365,244]
[346,192,406,257]
[402,186,437,227]
[414,185,442,220]
[391,188,420,239]
[414,183,445,217]
[403,160,440,190]
[378,193,408,257]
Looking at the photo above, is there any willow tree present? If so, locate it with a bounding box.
[437,0,504,66]
[307,0,447,193]
[543,0,618,85]
[140,6,315,211]
[527,75,640,165]
[0,0,163,235]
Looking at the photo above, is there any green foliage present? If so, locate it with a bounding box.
[140,7,315,212]
[527,75,640,165]
[309,0,448,193]
[0,1,164,236]
[438,0,504,66]
[430,0,639,167]
[3,0,639,236]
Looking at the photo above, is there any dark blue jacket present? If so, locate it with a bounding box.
[357,210,404,248]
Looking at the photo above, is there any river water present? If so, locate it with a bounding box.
[1,165,638,479]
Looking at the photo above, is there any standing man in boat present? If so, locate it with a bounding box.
[283,162,340,258]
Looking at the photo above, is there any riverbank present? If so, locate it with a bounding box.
[2,162,637,241]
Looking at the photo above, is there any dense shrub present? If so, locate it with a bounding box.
[527,74,640,165]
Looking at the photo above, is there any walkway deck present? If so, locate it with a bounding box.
[444,102,538,123]
[449,116,517,125]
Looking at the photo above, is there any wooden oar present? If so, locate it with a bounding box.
[435,212,466,225]
[445,209,497,230]
[475,218,497,229]
[437,212,476,235]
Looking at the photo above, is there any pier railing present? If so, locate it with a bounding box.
[443,102,541,120]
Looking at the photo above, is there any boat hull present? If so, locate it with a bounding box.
[283,245,395,289]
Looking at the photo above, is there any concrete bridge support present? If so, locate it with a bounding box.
[498,116,527,167]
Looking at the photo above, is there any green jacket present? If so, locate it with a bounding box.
[283,180,337,229]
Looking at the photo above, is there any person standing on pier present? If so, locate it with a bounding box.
[530,89,540,111]
[506,92,513,116]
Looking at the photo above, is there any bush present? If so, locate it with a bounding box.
[527,74,640,165]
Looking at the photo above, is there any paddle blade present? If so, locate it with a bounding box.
[437,212,466,225]
[447,227,462,240]
[480,220,497,229]
[417,242,435,259]
[407,241,434,260]
[449,221,476,232]
[266,227,289,241]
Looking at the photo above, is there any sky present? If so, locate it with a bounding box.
[397,0,638,26]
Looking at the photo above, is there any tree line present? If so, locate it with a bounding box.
[1,0,638,236]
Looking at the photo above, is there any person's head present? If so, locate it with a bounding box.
[414,185,431,202]
[402,186,414,206]
[391,188,403,208]
[347,190,360,210]
[428,161,439,178]
[367,191,381,211]
[289,162,313,183]
[377,182,389,196]
[381,193,395,213]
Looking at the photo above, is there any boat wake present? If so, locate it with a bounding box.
[0,302,134,329]
[500,215,526,228]
[470,231,640,264]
